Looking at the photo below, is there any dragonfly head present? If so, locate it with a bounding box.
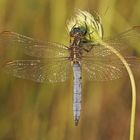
[70,27,87,39]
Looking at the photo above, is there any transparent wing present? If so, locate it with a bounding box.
[0,31,69,58]
[81,26,140,57]
[82,56,140,81]
[4,58,71,83]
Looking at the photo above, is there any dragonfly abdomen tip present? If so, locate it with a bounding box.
[74,118,79,126]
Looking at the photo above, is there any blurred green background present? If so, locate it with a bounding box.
[0,0,140,140]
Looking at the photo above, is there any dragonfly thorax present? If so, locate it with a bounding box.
[69,46,82,64]
[69,27,84,63]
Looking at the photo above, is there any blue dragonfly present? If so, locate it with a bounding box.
[0,10,140,126]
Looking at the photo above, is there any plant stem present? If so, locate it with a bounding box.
[100,40,136,140]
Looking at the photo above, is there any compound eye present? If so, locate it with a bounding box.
[80,27,87,35]
[74,28,80,33]
[70,27,86,37]
[70,28,79,36]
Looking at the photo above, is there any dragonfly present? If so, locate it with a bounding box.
[0,10,140,126]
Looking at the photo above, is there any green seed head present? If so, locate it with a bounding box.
[67,10,103,43]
